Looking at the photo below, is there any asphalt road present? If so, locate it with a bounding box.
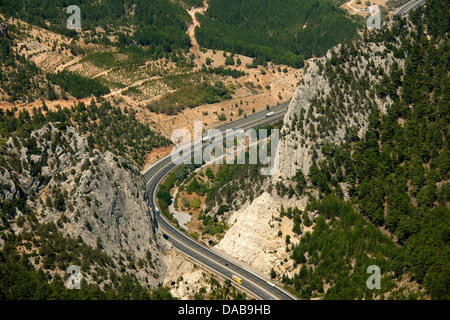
[213,101,289,132]
[143,102,288,183]
[394,0,426,16]
[143,105,297,300]
[141,0,427,300]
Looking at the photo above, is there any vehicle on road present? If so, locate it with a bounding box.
[265,111,275,118]
[145,103,297,300]
[232,275,243,284]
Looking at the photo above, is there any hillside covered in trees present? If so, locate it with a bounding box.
[0,28,110,103]
[0,120,175,299]
[0,30,55,103]
[1,0,447,302]
[1,0,192,54]
[0,100,172,168]
[278,0,449,300]
[195,0,359,68]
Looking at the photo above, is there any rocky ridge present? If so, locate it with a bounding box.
[278,28,404,179]
[0,124,167,289]
[216,20,412,280]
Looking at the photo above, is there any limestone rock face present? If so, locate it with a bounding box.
[0,124,167,288]
[64,148,167,286]
[216,192,302,276]
[218,22,408,279]
[277,39,403,179]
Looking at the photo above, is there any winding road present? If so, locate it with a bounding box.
[143,102,296,300]
[141,0,428,300]
[394,0,426,16]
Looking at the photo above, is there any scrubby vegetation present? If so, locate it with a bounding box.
[157,164,196,222]
[0,34,57,103]
[0,100,171,168]
[159,121,282,238]
[0,221,175,300]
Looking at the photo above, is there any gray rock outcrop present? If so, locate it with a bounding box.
[0,124,167,288]
[278,34,404,179]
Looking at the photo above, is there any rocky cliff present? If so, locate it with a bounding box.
[215,191,311,277]
[216,19,413,280]
[278,28,405,179]
[0,123,167,289]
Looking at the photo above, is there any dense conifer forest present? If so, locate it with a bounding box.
[195,0,359,67]
[282,0,449,300]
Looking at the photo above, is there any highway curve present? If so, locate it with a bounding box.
[143,0,427,300]
[394,0,426,16]
[143,104,298,300]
